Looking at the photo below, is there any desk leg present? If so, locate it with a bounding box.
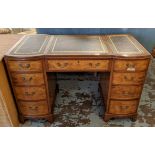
[103,113,111,122]
[104,113,138,122]
[130,114,137,122]
[19,114,25,123]
[46,114,54,123]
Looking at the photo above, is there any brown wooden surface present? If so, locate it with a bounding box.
[108,100,138,115]
[4,57,55,123]
[99,72,111,109]
[7,60,43,72]
[47,59,110,72]
[19,101,49,116]
[48,73,57,99]
[14,86,46,101]
[11,73,45,86]
[110,85,142,100]
[0,62,19,126]
[113,59,150,72]
[112,72,146,85]
[4,34,151,123]
[0,34,24,127]
[152,47,155,58]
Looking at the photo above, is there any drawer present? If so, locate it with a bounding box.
[114,59,149,72]
[47,60,110,71]
[14,86,46,101]
[19,101,49,116]
[112,72,146,85]
[7,60,43,72]
[111,85,142,99]
[11,73,45,86]
[109,100,138,115]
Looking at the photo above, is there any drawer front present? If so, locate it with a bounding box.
[8,60,43,72]
[78,60,110,71]
[14,86,46,101]
[47,60,110,71]
[11,73,45,86]
[19,101,49,116]
[111,85,142,99]
[112,72,146,85]
[109,100,138,115]
[114,59,149,72]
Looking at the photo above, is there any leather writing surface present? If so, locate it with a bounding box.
[47,35,108,55]
[10,35,49,55]
[6,34,150,57]
[109,35,140,53]
[105,34,151,56]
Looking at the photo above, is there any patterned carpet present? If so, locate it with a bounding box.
[21,58,155,127]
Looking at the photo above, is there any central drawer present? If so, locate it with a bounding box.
[19,101,49,116]
[11,73,45,86]
[46,59,110,72]
[14,86,46,101]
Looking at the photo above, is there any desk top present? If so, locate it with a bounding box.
[5,34,151,58]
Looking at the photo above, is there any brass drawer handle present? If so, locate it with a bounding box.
[22,77,33,82]
[29,106,38,111]
[89,63,100,67]
[19,63,30,69]
[89,63,93,67]
[122,91,134,96]
[126,63,135,71]
[24,91,35,96]
[124,76,134,81]
[95,63,100,67]
[120,106,129,110]
[57,62,68,68]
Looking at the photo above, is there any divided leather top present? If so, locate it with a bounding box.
[5,34,151,58]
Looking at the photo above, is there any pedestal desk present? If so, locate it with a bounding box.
[4,34,151,123]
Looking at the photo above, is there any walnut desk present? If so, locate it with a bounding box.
[4,34,151,123]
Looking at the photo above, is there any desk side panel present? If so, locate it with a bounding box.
[0,61,19,127]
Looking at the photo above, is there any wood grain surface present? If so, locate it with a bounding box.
[4,34,151,123]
